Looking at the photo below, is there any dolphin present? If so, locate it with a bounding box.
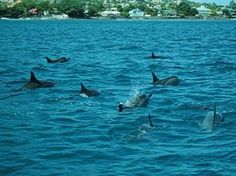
[150,52,160,59]
[80,83,100,97]
[45,56,69,63]
[139,113,155,133]
[148,113,154,127]
[152,71,179,86]
[117,93,152,112]
[23,71,54,89]
[202,104,224,129]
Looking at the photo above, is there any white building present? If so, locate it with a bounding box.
[197,6,210,18]
[101,8,120,17]
[129,8,144,18]
[176,0,182,5]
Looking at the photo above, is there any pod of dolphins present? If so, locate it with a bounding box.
[20,52,223,130]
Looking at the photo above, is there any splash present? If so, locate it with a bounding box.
[125,87,143,107]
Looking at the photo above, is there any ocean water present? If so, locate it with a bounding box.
[0,19,235,176]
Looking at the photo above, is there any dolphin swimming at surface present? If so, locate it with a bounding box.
[45,56,69,63]
[80,83,100,97]
[202,104,224,129]
[142,113,154,128]
[139,113,155,133]
[148,113,154,127]
[22,71,54,89]
[0,71,53,99]
[150,52,160,59]
[151,71,180,86]
[117,93,152,112]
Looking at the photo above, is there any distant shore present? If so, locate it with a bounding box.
[1,15,235,21]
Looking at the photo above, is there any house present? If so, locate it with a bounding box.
[176,0,182,5]
[197,6,210,18]
[129,8,144,18]
[101,8,120,18]
[29,8,37,15]
[231,9,236,18]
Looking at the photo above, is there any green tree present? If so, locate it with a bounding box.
[0,2,8,17]
[122,4,137,14]
[121,4,136,18]
[87,6,97,17]
[191,8,198,16]
[36,0,54,15]
[117,4,123,13]
[176,2,197,16]
[86,1,104,17]
[222,8,231,17]
[67,7,84,18]
[177,2,192,16]
[57,0,85,18]
[1,0,37,18]
[169,2,177,10]
[21,0,37,11]
[229,0,236,9]
[11,3,25,18]
[144,6,157,16]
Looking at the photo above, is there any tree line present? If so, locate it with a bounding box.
[0,0,235,19]
[0,0,90,18]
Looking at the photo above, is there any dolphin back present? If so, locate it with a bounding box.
[45,57,53,63]
[202,105,223,129]
[23,71,54,89]
[46,56,68,63]
[151,52,159,59]
[131,93,152,107]
[164,76,180,86]
[151,52,156,58]
[80,83,87,92]
[30,71,41,84]
[139,94,152,106]
[80,83,100,97]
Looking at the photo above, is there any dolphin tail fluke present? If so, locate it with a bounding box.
[30,71,41,84]
[148,113,154,127]
[151,71,159,83]
[45,57,52,63]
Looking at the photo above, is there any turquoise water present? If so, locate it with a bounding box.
[0,19,236,175]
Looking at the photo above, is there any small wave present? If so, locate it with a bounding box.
[39,151,76,160]
[118,45,144,51]
[50,117,78,124]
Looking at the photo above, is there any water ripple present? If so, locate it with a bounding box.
[0,19,235,176]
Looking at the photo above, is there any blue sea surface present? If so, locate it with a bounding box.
[0,19,236,176]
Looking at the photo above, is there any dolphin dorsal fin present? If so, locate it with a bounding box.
[151,71,159,83]
[45,57,52,63]
[152,52,155,58]
[148,113,154,127]
[80,83,87,92]
[213,104,216,119]
[30,71,41,84]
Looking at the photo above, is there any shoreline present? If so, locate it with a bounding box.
[0,16,235,21]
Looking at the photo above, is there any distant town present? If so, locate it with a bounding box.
[0,0,236,19]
